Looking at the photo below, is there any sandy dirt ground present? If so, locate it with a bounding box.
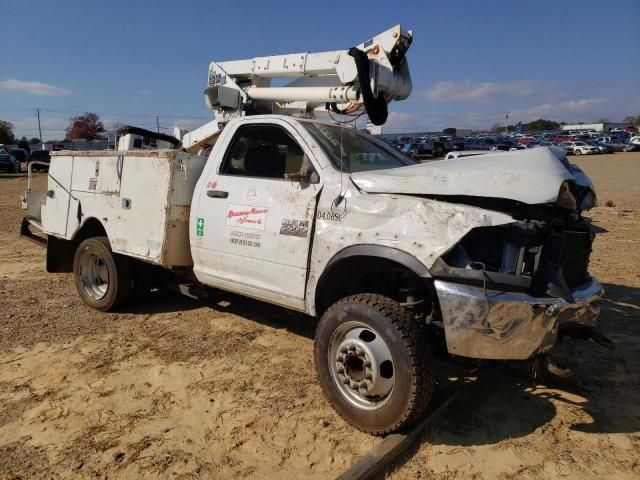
[0,153,638,479]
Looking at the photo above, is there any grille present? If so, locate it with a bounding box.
[561,229,593,288]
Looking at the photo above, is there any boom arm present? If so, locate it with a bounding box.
[182,25,412,152]
[207,25,411,121]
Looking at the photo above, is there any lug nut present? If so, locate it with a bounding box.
[337,366,345,374]
[340,346,348,354]
[348,345,357,352]
[343,377,350,385]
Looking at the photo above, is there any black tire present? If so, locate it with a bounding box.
[314,294,434,435]
[73,237,132,311]
[574,149,582,155]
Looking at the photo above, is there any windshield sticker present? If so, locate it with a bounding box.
[280,218,309,237]
[230,230,261,248]
[225,204,268,230]
[196,217,205,236]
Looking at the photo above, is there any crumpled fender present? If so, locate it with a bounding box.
[305,190,514,315]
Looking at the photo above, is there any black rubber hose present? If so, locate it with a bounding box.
[348,47,388,126]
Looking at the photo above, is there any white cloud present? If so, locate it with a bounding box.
[0,79,70,96]
[423,80,539,103]
[524,98,604,116]
[383,112,437,133]
[172,118,202,131]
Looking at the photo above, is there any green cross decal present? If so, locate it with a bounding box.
[196,217,205,236]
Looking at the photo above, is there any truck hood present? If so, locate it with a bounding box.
[351,147,596,208]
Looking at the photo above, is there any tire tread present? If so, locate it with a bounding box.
[317,293,434,435]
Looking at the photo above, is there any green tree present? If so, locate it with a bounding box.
[524,119,560,132]
[0,120,16,145]
[28,137,41,145]
[17,136,31,152]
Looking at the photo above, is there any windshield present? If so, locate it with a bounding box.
[302,122,415,173]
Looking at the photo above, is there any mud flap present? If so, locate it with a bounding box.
[46,235,77,273]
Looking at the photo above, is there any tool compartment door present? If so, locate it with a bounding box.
[70,154,122,194]
[41,155,76,236]
[192,119,321,309]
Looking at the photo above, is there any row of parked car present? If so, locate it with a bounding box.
[0,148,50,173]
[388,131,640,159]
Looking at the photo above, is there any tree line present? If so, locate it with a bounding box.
[3,112,640,149]
[0,113,107,149]
[491,115,640,133]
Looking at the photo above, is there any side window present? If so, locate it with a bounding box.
[221,125,305,179]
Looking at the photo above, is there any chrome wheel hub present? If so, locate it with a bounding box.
[329,321,395,410]
[79,252,109,300]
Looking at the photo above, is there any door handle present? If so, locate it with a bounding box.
[207,190,229,198]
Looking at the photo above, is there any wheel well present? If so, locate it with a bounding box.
[315,256,434,316]
[46,218,108,273]
[72,218,107,241]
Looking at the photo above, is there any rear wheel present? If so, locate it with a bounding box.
[73,237,132,311]
[575,149,582,155]
[314,294,434,435]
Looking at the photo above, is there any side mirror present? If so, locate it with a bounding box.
[285,155,320,184]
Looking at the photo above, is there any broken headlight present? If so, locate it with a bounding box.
[556,181,577,211]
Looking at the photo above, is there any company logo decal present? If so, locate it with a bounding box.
[225,204,269,230]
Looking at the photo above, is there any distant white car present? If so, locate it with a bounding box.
[559,141,598,155]
[629,136,640,146]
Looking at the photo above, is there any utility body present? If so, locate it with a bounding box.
[22,25,605,435]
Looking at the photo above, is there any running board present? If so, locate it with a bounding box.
[20,217,47,247]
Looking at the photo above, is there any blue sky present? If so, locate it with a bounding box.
[1,0,639,139]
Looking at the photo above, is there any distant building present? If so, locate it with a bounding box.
[561,122,629,133]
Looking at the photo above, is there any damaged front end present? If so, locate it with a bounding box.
[350,146,607,361]
[430,181,604,361]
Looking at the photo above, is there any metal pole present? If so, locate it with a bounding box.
[36,108,43,148]
[156,116,160,134]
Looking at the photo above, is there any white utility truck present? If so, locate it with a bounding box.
[22,25,606,435]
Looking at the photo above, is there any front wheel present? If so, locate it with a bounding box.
[575,149,582,155]
[73,237,132,311]
[314,294,434,435]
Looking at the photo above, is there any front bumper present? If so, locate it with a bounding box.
[434,277,604,360]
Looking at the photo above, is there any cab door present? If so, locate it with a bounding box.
[192,119,321,310]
